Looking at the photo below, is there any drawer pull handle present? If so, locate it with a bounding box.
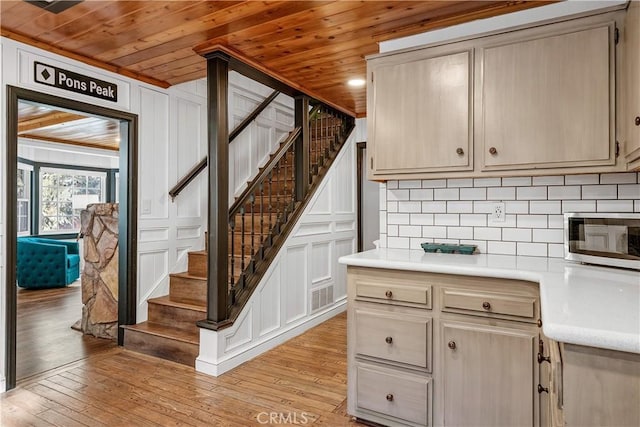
[386,393,394,402]
[538,353,551,364]
[489,147,498,155]
[635,116,640,126]
[482,301,491,311]
[385,336,393,344]
[538,384,549,394]
[448,341,457,350]
[385,290,393,299]
[456,147,464,155]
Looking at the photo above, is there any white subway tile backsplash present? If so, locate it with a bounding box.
[422,179,447,188]
[447,201,474,213]
[460,214,487,227]
[384,172,634,258]
[434,188,460,200]
[618,184,640,200]
[387,237,410,249]
[548,244,565,258]
[488,241,516,255]
[398,201,422,213]
[636,201,640,212]
[533,175,564,186]
[447,178,473,188]
[422,201,447,213]
[474,177,502,187]
[548,186,581,200]
[448,227,474,240]
[435,214,460,226]
[517,186,547,200]
[529,201,561,214]
[533,228,563,243]
[502,177,532,186]
[517,242,547,257]
[581,185,616,200]
[410,189,434,201]
[502,228,532,242]
[548,215,564,229]
[562,200,596,213]
[422,226,447,238]
[505,201,530,214]
[517,215,547,228]
[398,225,422,238]
[378,234,387,248]
[399,180,422,189]
[460,187,487,200]
[474,227,502,241]
[596,200,634,212]
[410,213,434,225]
[565,174,599,185]
[388,213,410,224]
[600,173,637,184]
[487,187,516,200]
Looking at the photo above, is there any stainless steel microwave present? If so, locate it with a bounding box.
[565,213,640,270]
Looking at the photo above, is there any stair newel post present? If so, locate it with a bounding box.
[294,96,310,202]
[199,51,231,329]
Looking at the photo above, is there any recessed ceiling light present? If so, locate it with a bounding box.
[347,78,366,88]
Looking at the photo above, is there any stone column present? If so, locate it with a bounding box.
[78,203,119,339]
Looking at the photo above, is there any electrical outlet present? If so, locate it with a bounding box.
[491,202,505,223]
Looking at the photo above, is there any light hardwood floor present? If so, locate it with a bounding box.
[2,312,358,426]
[16,282,116,380]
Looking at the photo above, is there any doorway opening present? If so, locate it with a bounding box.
[5,86,138,390]
[357,141,380,252]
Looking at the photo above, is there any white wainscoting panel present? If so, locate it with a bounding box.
[284,244,308,324]
[311,241,332,286]
[258,264,281,336]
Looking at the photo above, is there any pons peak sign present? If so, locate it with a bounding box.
[34,62,118,102]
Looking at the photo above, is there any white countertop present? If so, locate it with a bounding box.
[339,249,640,354]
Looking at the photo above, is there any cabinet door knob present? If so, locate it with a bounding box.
[385,336,393,344]
[385,290,393,298]
[482,301,491,311]
[538,384,549,394]
[456,147,464,155]
[448,340,457,350]
[386,393,394,402]
[635,116,640,126]
[489,147,498,155]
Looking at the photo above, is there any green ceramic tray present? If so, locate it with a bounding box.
[421,243,477,255]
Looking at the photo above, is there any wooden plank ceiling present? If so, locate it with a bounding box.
[1,1,552,118]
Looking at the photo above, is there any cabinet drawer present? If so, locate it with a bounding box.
[356,280,431,307]
[441,287,537,321]
[355,309,432,370]
[357,363,431,426]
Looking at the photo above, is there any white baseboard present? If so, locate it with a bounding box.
[196,302,346,377]
[0,376,6,394]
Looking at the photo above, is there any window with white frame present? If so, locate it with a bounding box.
[17,163,32,236]
[39,167,106,234]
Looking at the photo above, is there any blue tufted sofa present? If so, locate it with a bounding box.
[17,237,80,289]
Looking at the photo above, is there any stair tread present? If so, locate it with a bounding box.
[148,295,206,312]
[170,272,207,281]
[122,321,199,344]
[189,250,207,256]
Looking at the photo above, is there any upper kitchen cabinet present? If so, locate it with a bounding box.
[478,20,616,172]
[367,45,473,179]
[624,1,640,170]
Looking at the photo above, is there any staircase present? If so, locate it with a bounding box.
[123,105,354,366]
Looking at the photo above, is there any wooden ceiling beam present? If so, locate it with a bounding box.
[18,111,87,134]
[19,134,119,152]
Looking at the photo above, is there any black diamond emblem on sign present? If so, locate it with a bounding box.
[41,69,51,80]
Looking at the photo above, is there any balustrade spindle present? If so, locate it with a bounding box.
[230,219,236,288]
[268,171,273,230]
[250,194,255,263]
[240,206,246,285]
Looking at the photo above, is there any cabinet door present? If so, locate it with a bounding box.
[368,48,473,176]
[479,23,615,171]
[441,321,537,427]
[625,1,640,169]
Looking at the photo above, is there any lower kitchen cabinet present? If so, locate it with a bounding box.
[441,320,538,427]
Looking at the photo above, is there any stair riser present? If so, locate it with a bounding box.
[147,302,205,334]
[124,329,198,367]
[187,253,207,277]
[169,275,207,304]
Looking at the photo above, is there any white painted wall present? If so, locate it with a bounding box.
[197,122,361,376]
[0,37,209,392]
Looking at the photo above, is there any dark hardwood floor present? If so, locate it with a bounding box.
[2,312,357,426]
[16,282,116,381]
